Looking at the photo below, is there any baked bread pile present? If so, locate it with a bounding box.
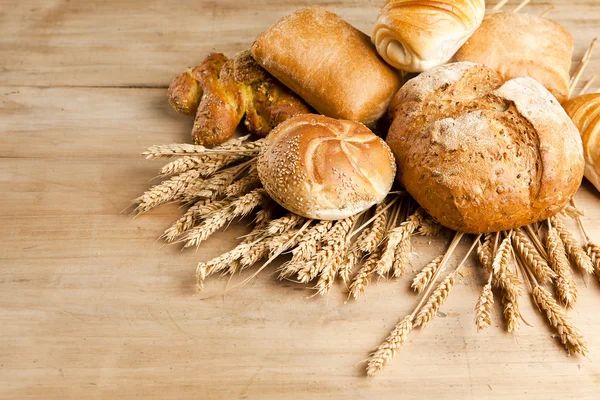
[136,0,600,378]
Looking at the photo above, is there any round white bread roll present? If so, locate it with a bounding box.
[372,0,485,73]
[257,114,396,220]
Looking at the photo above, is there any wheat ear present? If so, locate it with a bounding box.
[143,137,263,158]
[278,221,331,279]
[475,273,494,332]
[224,166,261,197]
[416,216,442,236]
[512,228,556,283]
[357,201,389,253]
[348,250,380,299]
[366,316,413,377]
[477,233,494,271]
[532,285,588,356]
[162,198,232,242]
[551,216,594,274]
[376,209,423,277]
[546,222,578,308]
[411,255,444,294]
[134,169,201,213]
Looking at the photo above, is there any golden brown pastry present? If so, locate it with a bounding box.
[251,7,402,126]
[372,0,485,73]
[257,114,396,220]
[386,62,584,233]
[167,51,310,146]
[454,12,573,103]
[563,94,600,192]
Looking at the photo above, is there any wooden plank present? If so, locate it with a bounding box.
[0,0,599,89]
[2,85,600,398]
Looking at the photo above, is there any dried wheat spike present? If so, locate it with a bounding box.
[163,198,231,242]
[134,169,201,213]
[391,238,411,278]
[349,250,381,299]
[268,228,301,257]
[183,163,249,201]
[196,241,252,286]
[512,229,556,283]
[492,269,522,333]
[560,204,585,219]
[338,248,360,285]
[585,242,600,280]
[492,235,512,274]
[239,238,270,270]
[279,221,332,279]
[143,136,262,159]
[551,216,594,274]
[366,315,413,377]
[297,216,356,283]
[411,255,444,294]
[182,189,265,248]
[357,202,389,253]
[416,216,442,236]
[475,282,494,332]
[376,209,423,277]
[225,166,261,197]
[477,233,494,271]
[315,238,350,295]
[546,226,578,308]
[265,213,305,237]
[414,274,455,328]
[532,285,588,356]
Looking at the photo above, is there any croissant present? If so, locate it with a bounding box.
[563,93,600,192]
[372,0,485,73]
[167,51,310,146]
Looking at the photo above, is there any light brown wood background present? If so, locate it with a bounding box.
[2,0,600,398]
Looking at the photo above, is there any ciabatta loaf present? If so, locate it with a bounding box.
[258,115,396,220]
[387,62,584,233]
[251,7,402,126]
[454,12,573,103]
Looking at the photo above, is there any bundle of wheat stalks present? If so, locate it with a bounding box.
[134,131,600,376]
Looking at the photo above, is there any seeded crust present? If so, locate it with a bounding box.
[386,62,584,233]
[251,6,402,125]
[454,12,573,103]
[563,93,600,192]
[257,115,396,220]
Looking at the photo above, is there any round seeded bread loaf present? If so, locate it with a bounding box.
[386,62,584,233]
[257,114,396,220]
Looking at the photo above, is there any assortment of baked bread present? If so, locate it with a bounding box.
[168,3,595,233]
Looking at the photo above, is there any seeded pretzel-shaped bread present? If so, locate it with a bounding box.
[168,51,310,146]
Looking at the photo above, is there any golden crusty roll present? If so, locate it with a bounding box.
[167,51,310,146]
[563,94,600,192]
[454,12,573,103]
[372,0,485,73]
[257,115,396,220]
[251,7,402,126]
[386,62,584,233]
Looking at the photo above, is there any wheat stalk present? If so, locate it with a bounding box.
[391,238,411,278]
[416,216,442,236]
[376,209,423,277]
[315,237,350,295]
[532,285,588,355]
[134,169,201,213]
[477,233,494,271]
[411,255,444,294]
[495,269,522,333]
[182,189,266,248]
[546,224,578,308]
[366,316,413,376]
[492,235,512,274]
[357,202,389,253]
[183,163,250,201]
[162,198,232,242]
[512,228,556,283]
[475,276,494,332]
[413,274,455,328]
[278,221,332,279]
[551,216,594,274]
[225,166,261,197]
[265,213,305,236]
[585,242,600,281]
[561,205,585,219]
[297,216,356,283]
[239,239,270,270]
[338,248,360,286]
[349,250,380,299]
[268,228,301,257]
[143,137,263,159]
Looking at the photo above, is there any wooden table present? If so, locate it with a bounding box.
[2,1,600,398]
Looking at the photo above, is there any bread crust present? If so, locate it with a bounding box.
[257,115,396,220]
[251,7,402,125]
[387,62,584,233]
[454,12,573,103]
[373,0,485,72]
[563,94,600,192]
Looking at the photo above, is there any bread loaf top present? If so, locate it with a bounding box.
[387,62,584,233]
[454,12,573,103]
[251,6,402,125]
[257,114,396,220]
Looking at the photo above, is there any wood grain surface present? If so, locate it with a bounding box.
[1,1,600,399]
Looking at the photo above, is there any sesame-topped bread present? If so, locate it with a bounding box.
[257,114,396,220]
[386,62,584,233]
